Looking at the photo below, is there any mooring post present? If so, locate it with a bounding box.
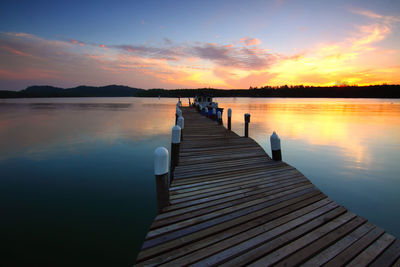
[227,108,232,130]
[270,131,282,161]
[244,113,250,137]
[217,111,222,125]
[212,108,216,120]
[175,107,181,125]
[170,125,181,182]
[205,107,208,117]
[177,115,184,141]
[154,147,169,213]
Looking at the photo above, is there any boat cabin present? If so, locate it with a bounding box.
[194,95,218,109]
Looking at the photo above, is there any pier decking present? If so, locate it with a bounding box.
[135,107,400,266]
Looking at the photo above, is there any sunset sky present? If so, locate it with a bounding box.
[1,0,399,90]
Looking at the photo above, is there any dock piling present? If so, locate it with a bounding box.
[217,111,222,125]
[270,131,282,161]
[170,125,181,182]
[175,107,181,125]
[154,147,169,213]
[244,113,250,137]
[177,116,184,141]
[227,108,232,130]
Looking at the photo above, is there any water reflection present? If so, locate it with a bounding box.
[218,99,400,173]
[0,97,399,266]
[0,98,176,160]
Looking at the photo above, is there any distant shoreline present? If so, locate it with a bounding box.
[1,84,400,99]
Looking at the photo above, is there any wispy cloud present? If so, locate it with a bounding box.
[350,8,400,24]
[239,37,261,46]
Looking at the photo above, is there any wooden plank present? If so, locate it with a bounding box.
[163,201,340,267]
[170,174,305,205]
[369,239,400,267]
[170,169,302,197]
[274,216,367,266]
[145,185,316,241]
[324,227,385,266]
[137,193,327,265]
[136,190,322,262]
[346,233,396,266]
[154,178,309,227]
[206,207,348,267]
[301,222,376,266]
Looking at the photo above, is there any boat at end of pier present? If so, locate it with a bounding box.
[193,94,223,118]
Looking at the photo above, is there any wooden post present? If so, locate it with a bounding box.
[227,108,232,130]
[188,98,191,106]
[154,147,169,213]
[212,108,216,120]
[177,116,184,141]
[270,131,282,161]
[217,111,222,125]
[244,113,250,137]
[170,125,181,182]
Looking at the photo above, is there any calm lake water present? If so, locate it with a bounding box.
[1,97,399,266]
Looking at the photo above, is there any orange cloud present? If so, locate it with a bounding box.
[351,24,391,47]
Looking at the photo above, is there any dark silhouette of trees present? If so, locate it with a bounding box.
[1,84,399,98]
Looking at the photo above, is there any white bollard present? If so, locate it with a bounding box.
[227,108,232,130]
[177,116,184,140]
[175,107,181,124]
[154,147,169,213]
[205,107,209,117]
[270,131,282,161]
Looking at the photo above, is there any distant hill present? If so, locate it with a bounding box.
[1,84,399,98]
[0,85,144,98]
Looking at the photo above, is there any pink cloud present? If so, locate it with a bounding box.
[70,39,85,46]
[0,68,59,80]
[240,37,261,46]
[0,45,33,57]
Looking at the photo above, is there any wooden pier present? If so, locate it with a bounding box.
[135,107,400,266]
